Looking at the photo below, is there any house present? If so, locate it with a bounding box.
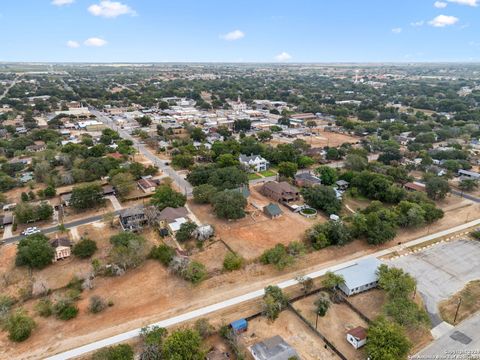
[239,154,269,172]
[261,181,300,203]
[50,237,72,261]
[346,326,367,349]
[157,207,190,234]
[102,185,116,196]
[335,180,349,191]
[404,182,426,193]
[19,172,34,183]
[138,178,159,193]
[295,172,321,187]
[263,203,283,219]
[26,143,47,152]
[249,335,300,360]
[458,169,480,180]
[335,257,383,296]
[119,205,147,232]
[230,319,248,334]
[0,213,13,228]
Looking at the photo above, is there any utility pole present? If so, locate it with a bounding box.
[454,297,462,324]
[315,312,319,330]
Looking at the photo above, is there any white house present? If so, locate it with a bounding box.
[239,154,269,172]
[346,326,367,349]
[335,257,383,296]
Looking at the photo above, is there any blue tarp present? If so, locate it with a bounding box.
[230,318,247,332]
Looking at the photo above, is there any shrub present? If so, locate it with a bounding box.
[53,299,79,320]
[193,184,217,204]
[92,344,134,360]
[223,252,244,271]
[262,285,288,321]
[5,310,36,342]
[72,238,97,258]
[89,295,107,314]
[183,261,207,284]
[194,318,214,339]
[260,244,294,270]
[150,244,175,266]
[175,222,197,242]
[35,298,53,317]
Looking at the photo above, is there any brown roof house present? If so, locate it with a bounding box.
[138,177,159,193]
[346,326,367,349]
[261,181,299,203]
[50,237,72,262]
[157,207,190,234]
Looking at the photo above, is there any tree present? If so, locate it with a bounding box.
[459,179,478,192]
[192,184,217,204]
[314,295,331,317]
[5,310,36,342]
[322,271,345,291]
[150,245,175,266]
[43,185,56,198]
[301,185,342,216]
[366,317,411,360]
[296,276,314,295]
[183,261,207,284]
[233,119,251,132]
[53,299,79,320]
[425,176,450,200]
[211,190,247,219]
[70,183,105,210]
[364,211,397,245]
[140,325,168,360]
[207,166,248,190]
[136,116,152,127]
[377,264,416,299]
[278,161,298,179]
[109,232,149,270]
[315,166,337,185]
[344,154,368,171]
[162,329,205,360]
[260,244,294,270]
[172,154,194,169]
[175,222,198,242]
[72,238,97,258]
[223,252,244,271]
[92,344,134,360]
[16,233,54,269]
[262,285,288,320]
[111,173,135,198]
[257,130,273,142]
[150,184,187,211]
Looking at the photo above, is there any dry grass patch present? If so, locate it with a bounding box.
[439,280,480,325]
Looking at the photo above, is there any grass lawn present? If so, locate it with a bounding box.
[248,173,262,180]
[260,170,277,177]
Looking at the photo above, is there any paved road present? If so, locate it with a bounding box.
[450,189,480,203]
[0,76,19,100]
[2,211,121,245]
[91,109,193,196]
[415,312,480,360]
[45,218,480,360]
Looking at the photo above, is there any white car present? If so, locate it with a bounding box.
[21,227,41,236]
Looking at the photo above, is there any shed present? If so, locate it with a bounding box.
[335,257,383,296]
[263,203,283,219]
[336,180,349,190]
[250,335,299,360]
[346,326,367,349]
[230,319,248,334]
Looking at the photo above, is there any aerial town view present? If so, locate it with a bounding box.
[1,1,480,360]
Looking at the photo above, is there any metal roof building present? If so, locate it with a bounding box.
[335,257,383,296]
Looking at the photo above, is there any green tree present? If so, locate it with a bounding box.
[459,179,478,192]
[5,310,36,342]
[150,184,187,211]
[322,271,345,291]
[278,161,298,179]
[262,285,288,320]
[162,329,205,360]
[136,116,152,127]
[366,317,411,360]
[111,173,136,198]
[183,261,207,284]
[43,185,56,198]
[150,245,176,266]
[260,244,294,270]
[72,238,97,259]
[314,296,331,317]
[315,166,337,185]
[70,183,105,210]
[175,222,198,242]
[425,177,450,200]
[257,130,273,142]
[211,190,247,219]
[172,154,194,169]
[223,252,244,271]
[140,325,168,360]
[216,153,239,168]
[301,185,342,215]
[92,344,134,360]
[377,264,416,299]
[192,184,217,204]
[16,233,54,269]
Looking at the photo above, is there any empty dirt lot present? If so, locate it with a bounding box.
[292,296,367,360]
[241,310,339,360]
[188,186,322,260]
[270,129,360,148]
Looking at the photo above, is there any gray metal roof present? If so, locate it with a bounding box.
[250,336,299,360]
[334,257,382,290]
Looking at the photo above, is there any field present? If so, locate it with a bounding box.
[240,310,340,360]
[269,129,360,148]
[439,280,480,325]
[292,296,368,360]
[188,185,321,260]
[347,289,386,321]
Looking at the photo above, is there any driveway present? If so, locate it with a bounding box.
[105,195,123,211]
[388,239,480,326]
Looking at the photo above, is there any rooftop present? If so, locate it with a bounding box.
[334,257,383,290]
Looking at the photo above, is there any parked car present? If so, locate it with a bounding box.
[21,227,41,236]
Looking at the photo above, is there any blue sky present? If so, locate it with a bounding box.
[1,0,479,62]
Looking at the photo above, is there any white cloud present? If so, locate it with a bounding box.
[220,30,245,41]
[428,14,459,27]
[52,0,75,5]
[88,1,136,18]
[410,20,425,27]
[66,40,80,48]
[434,1,448,8]
[392,27,402,34]
[447,0,478,6]
[84,37,108,47]
[275,52,292,62]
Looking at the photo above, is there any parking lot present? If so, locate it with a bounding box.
[388,239,480,326]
